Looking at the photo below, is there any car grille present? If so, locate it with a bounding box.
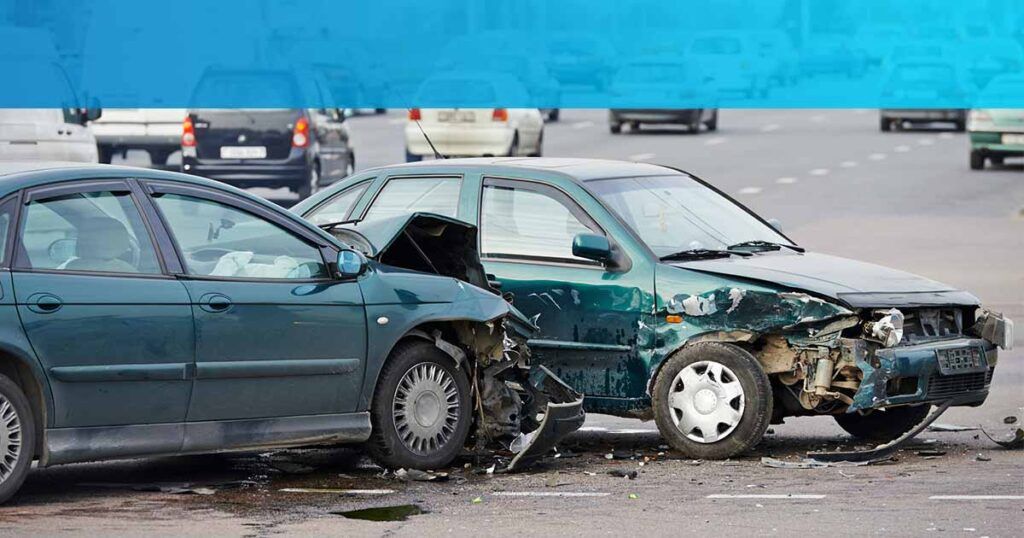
[926,368,993,399]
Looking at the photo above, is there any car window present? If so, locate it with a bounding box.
[0,198,15,266]
[306,182,370,225]
[19,191,161,274]
[363,176,461,221]
[481,183,599,263]
[153,193,327,280]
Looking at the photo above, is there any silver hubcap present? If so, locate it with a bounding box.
[393,363,460,455]
[668,361,745,443]
[0,395,22,482]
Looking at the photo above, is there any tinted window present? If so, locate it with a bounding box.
[154,194,326,279]
[364,176,461,221]
[481,183,598,262]
[19,191,161,274]
[306,182,370,225]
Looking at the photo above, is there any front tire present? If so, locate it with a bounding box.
[653,343,771,459]
[970,150,985,170]
[833,405,931,443]
[366,340,472,470]
[609,122,622,134]
[705,110,718,131]
[880,117,892,132]
[0,374,35,504]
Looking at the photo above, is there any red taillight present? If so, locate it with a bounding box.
[292,116,309,148]
[492,108,509,122]
[408,108,421,121]
[181,116,195,147]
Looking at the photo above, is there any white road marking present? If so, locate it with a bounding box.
[775,177,798,184]
[281,488,395,495]
[493,492,611,498]
[387,118,406,125]
[738,187,762,195]
[809,114,826,123]
[938,132,955,139]
[707,494,827,499]
[918,138,935,146]
[894,145,912,153]
[579,426,655,434]
[839,160,858,168]
[809,168,830,176]
[760,123,781,133]
[628,152,656,161]
[704,137,727,146]
[868,153,887,161]
[572,121,595,130]
[928,495,1024,500]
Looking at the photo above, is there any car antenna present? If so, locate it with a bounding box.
[409,109,446,159]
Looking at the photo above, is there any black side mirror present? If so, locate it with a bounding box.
[572,232,613,264]
[82,97,102,123]
[334,248,367,278]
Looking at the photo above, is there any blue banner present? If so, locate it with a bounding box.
[2,0,1024,108]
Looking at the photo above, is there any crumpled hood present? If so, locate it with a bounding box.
[673,251,979,308]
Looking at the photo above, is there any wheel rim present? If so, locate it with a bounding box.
[393,362,460,456]
[0,395,22,482]
[668,361,745,443]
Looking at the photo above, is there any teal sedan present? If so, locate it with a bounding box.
[0,162,582,503]
[297,157,1013,460]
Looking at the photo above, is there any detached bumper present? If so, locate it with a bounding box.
[849,337,997,412]
[506,365,585,471]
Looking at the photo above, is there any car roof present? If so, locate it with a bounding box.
[359,157,686,183]
[0,161,254,197]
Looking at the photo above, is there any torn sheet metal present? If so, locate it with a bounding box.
[980,427,1024,450]
[807,400,952,463]
[665,287,852,334]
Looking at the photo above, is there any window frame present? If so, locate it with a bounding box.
[303,179,372,224]
[0,195,22,270]
[12,179,171,279]
[478,176,608,268]
[143,180,337,283]
[357,174,464,222]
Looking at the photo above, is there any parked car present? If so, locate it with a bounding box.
[968,75,1024,170]
[89,108,185,166]
[607,57,718,134]
[405,73,544,161]
[686,32,768,98]
[0,162,583,503]
[546,34,618,90]
[297,158,1013,460]
[181,69,355,198]
[880,61,971,131]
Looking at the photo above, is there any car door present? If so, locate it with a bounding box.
[11,180,195,428]
[476,177,656,402]
[145,181,366,422]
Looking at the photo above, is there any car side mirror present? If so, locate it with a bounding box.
[572,233,613,264]
[335,248,367,278]
[83,97,102,123]
[767,218,783,233]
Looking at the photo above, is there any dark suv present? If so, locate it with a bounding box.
[181,69,355,199]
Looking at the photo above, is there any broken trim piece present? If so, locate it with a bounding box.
[807,399,952,463]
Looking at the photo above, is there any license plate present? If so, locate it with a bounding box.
[1001,134,1024,145]
[220,146,267,159]
[936,346,988,375]
[437,110,476,122]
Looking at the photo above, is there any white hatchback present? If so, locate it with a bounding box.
[405,73,544,161]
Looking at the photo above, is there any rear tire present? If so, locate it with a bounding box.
[529,130,543,157]
[880,117,892,132]
[833,405,931,442]
[652,343,772,459]
[506,133,520,157]
[0,374,35,505]
[97,145,114,164]
[547,109,560,122]
[970,150,985,170]
[705,110,718,131]
[366,340,472,470]
[954,119,966,132]
[609,123,622,134]
[296,162,317,199]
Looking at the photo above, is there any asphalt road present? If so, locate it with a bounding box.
[9,109,1022,536]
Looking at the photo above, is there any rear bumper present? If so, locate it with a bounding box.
[849,337,997,412]
[182,154,309,189]
[970,131,1024,156]
[92,124,181,150]
[405,123,514,157]
[610,109,702,124]
[881,109,966,121]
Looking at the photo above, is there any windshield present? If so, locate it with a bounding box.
[587,175,792,257]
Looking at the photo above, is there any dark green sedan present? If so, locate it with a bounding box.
[297,157,1013,460]
[0,162,582,503]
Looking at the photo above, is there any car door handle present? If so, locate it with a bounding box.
[486,274,502,289]
[198,293,232,313]
[27,293,63,314]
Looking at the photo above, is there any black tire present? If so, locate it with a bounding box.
[705,110,718,131]
[529,130,543,157]
[148,149,172,166]
[296,162,317,199]
[954,120,966,132]
[688,114,702,134]
[547,109,560,122]
[405,148,422,162]
[366,340,472,470]
[0,374,36,504]
[97,145,114,164]
[970,150,985,170]
[652,343,772,459]
[609,123,622,134]
[880,117,892,132]
[629,121,641,132]
[374,108,386,115]
[991,155,1004,165]
[833,405,931,443]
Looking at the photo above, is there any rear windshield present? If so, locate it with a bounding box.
[192,73,300,105]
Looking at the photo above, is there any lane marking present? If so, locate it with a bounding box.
[929,495,1024,500]
[868,153,887,161]
[707,494,826,499]
[738,187,762,195]
[493,492,611,497]
[704,137,727,146]
[281,488,395,495]
[572,121,595,130]
[918,138,935,146]
[760,124,781,133]
[894,145,911,153]
[809,168,830,176]
[775,177,798,184]
[387,118,406,125]
[839,160,858,168]
[628,152,656,161]
[809,114,826,123]
[938,132,955,139]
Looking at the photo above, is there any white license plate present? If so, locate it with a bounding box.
[1001,134,1024,145]
[220,146,267,159]
[437,110,476,122]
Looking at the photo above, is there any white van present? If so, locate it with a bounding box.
[0,109,99,163]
